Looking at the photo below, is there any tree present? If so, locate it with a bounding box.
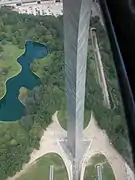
[0,45,3,53]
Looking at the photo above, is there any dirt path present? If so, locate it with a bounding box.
[91,28,110,108]
[7,111,71,180]
[8,111,134,180]
[82,113,135,180]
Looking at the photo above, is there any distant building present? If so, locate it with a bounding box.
[0,0,63,16]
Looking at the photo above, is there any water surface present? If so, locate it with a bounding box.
[0,41,48,121]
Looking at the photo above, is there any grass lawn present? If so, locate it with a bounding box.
[0,42,50,100]
[16,153,68,180]
[18,53,51,103]
[84,154,115,180]
[57,110,91,129]
[0,43,24,99]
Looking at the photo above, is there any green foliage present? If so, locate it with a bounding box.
[0,43,23,98]
[10,139,18,146]
[0,7,133,180]
[87,17,133,167]
[0,45,3,53]
[0,7,63,51]
[84,154,115,180]
[0,122,30,179]
[16,153,68,180]
[0,7,64,180]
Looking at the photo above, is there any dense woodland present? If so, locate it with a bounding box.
[0,7,133,180]
[0,7,64,180]
[88,17,133,167]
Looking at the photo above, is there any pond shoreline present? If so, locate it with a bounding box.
[0,41,48,121]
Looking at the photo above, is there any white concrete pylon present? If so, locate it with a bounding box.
[63,0,92,179]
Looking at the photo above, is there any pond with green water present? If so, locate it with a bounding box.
[0,41,48,121]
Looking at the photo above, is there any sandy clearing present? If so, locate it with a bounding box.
[82,112,135,180]
[8,111,135,180]
[7,111,72,180]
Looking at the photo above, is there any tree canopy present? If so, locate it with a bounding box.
[0,7,133,180]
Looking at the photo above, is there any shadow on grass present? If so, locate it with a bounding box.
[57,110,91,130]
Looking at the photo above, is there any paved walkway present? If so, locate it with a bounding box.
[81,113,135,180]
[91,28,110,108]
[8,111,72,180]
[8,111,135,180]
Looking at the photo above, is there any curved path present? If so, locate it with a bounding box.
[8,111,134,180]
[8,111,72,180]
[81,113,135,180]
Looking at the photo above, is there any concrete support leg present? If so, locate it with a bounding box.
[63,0,92,179]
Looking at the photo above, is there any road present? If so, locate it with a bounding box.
[91,28,110,108]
